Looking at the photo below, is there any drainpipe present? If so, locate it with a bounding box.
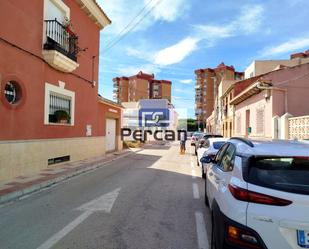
[256,82,288,114]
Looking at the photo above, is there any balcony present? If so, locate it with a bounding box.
[43,19,79,73]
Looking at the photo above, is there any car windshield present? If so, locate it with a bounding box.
[248,157,309,195]
[193,132,203,138]
[213,142,226,150]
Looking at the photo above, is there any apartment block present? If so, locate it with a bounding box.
[245,50,309,79]
[194,63,243,130]
[113,71,172,103]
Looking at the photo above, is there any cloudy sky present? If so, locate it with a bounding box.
[97,0,309,118]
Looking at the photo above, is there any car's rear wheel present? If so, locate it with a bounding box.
[204,179,209,207]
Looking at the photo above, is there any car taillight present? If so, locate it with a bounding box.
[228,184,292,206]
[227,225,262,249]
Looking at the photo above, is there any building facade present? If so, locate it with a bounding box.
[113,71,172,103]
[245,50,309,79]
[0,0,122,182]
[231,63,309,140]
[195,63,243,131]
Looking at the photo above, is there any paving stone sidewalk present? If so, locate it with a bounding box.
[0,148,142,205]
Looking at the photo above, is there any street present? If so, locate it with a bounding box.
[0,142,211,249]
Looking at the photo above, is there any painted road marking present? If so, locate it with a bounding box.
[195,211,209,249]
[192,169,196,179]
[36,188,121,249]
[192,183,200,199]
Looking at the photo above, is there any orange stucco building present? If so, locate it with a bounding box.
[113,71,172,103]
[0,0,122,182]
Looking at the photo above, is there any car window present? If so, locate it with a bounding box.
[202,140,210,148]
[248,157,309,195]
[214,143,229,165]
[213,141,225,150]
[218,144,236,172]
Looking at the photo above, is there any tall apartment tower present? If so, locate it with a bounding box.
[113,71,172,103]
[194,63,243,129]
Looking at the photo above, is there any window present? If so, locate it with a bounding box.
[213,141,226,150]
[219,144,236,171]
[4,81,22,105]
[256,107,265,134]
[248,157,309,195]
[202,140,210,148]
[44,82,75,125]
[214,143,229,164]
[49,93,71,123]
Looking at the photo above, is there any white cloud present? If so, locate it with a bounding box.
[126,47,152,61]
[175,88,188,93]
[179,79,193,84]
[116,63,160,76]
[153,37,199,66]
[194,5,264,43]
[125,4,265,67]
[261,36,309,57]
[150,0,190,22]
[236,5,264,34]
[194,25,233,41]
[98,0,190,36]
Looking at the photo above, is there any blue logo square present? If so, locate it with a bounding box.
[139,108,170,127]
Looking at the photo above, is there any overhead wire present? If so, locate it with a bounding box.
[103,0,164,53]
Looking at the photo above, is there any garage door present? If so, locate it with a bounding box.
[106,119,116,152]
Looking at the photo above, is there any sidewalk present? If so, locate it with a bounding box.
[0,148,142,205]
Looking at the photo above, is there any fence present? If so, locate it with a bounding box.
[288,115,309,140]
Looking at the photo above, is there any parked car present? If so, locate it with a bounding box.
[203,137,309,249]
[194,134,223,155]
[197,137,228,178]
[191,132,204,146]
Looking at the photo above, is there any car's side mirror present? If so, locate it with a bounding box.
[200,155,212,164]
[199,139,206,148]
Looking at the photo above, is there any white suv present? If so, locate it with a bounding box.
[203,138,309,249]
[196,137,228,178]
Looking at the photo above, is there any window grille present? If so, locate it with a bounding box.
[49,92,71,123]
[256,108,265,134]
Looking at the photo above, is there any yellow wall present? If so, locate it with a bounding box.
[0,136,106,182]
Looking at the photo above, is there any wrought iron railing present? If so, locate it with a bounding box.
[44,19,78,61]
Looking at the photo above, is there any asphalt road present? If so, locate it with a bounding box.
[0,142,211,249]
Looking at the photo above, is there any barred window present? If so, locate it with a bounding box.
[49,93,71,123]
[256,108,265,134]
[44,83,75,125]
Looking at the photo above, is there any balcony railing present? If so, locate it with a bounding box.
[44,19,78,62]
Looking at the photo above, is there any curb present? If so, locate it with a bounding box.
[0,149,141,206]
